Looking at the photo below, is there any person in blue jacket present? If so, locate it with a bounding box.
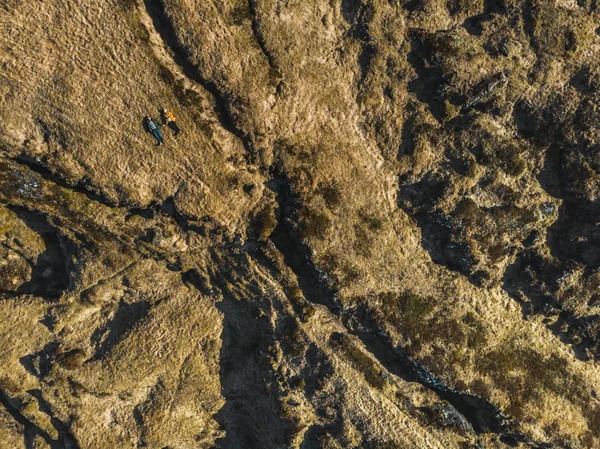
[146,116,164,145]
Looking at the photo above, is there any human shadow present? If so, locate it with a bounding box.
[141,116,150,135]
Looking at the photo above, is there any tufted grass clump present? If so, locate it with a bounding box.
[478,344,587,420]
[228,6,251,26]
[299,207,331,240]
[358,209,384,232]
[317,183,342,210]
[254,205,278,241]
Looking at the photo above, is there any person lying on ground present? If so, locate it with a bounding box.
[161,108,180,135]
[146,116,164,145]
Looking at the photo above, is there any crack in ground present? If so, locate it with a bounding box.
[0,387,79,449]
[4,155,213,237]
[26,389,80,449]
[200,251,295,449]
[140,0,252,151]
[522,0,537,54]
[265,172,554,447]
[1,154,238,294]
[342,0,378,89]
[9,153,118,208]
[2,152,551,447]
[247,0,278,71]
[6,205,75,301]
[0,387,53,449]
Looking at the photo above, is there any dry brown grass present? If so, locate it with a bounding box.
[2,0,600,447]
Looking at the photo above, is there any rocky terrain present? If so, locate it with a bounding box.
[1,0,600,447]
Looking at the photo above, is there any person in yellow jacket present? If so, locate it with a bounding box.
[161,108,180,135]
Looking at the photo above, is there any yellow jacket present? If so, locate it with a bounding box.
[163,111,176,123]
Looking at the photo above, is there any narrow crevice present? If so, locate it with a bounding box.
[7,205,75,301]
[267,174,338,313]
[0,160,224,301]
[8,150,153,217]
[264,172,553,446]
[5,156,215,238]
[26,389,80,449]
[522,0,537,53]
[8,154,164,224]
[0,387,62,449]
[345,318,507,434]
[11,153,119,208]
[141,0,250,145]
[248,0,278,71]
[343,0,378,89]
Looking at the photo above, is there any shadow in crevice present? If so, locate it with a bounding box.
[300,344,335,401]
[89,300,151,361]
[0,386,80,449]
[26,389,80,449]
[20,342,59,379]
[358,43,378,85]
[462,0,507,36]
[7,206,74,301]
[266,174,342,326]
[141,0,244,141]
[248,0,278,70]
[13,155,117,208]
[0,388,47,449]
[398,114,417,158]
[406,33,447,122]
[344,310,507,434]
[340,0,378,87]
[213,278,293,448]
[413,210,478,280]
[521,0,537,52]
[396,173,484,285]
[181,269,213,296]
[299,425,328,449]
[340,0,362,24]
[546,202,600,269]
[401,0,423,12]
